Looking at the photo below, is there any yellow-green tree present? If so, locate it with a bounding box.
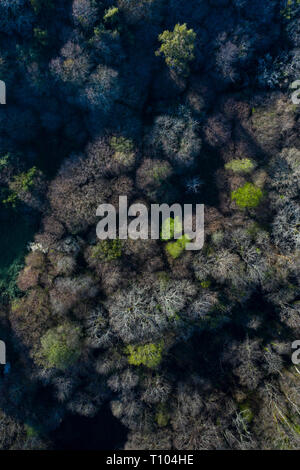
[231,183,263,208]
[156,23,196,76]
[40,323,82,370]
[126,342,164,369]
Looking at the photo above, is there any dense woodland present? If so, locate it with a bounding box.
[0,0,299,450]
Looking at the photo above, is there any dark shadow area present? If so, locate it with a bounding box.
[51,406,128,450]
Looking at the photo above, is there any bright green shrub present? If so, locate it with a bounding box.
[166,234,190,259]
[156,23,196,76]
[225,158,255,174]
[40,323,82,370]
[200,280,211,288]
[126,342,164,369]
[103,6,119,25]
[231,183,263,208]
[91,239,122,261]
[161,216,190,259]
[160,216,182,241]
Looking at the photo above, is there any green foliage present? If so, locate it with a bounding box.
[109,136,135,167]
[33,28,48,47]
[0,154,10,169]
[156,403,170,427]
[239,402,254,423]
[280,0,300,20]
[14,167,38,192]
[24,424,39,439]
[225,158,255,174]
[0,217,36,301]
[3,167,38,207]
[40,323,82,370]
[2,193,18,208]
[156,271,170,287]
[0,257,23,301]
[91,239,122,261]
[200,280,211,288]
[103,6,119,25]
[93,24,105,37]
[152,164,171,183]
[160,217,191,258]
[156,23,196,76]
[166,234,190,259]
[110,136,134,154]
[126,342,164,369]
[231,183,263,208]
[160,216,182,241]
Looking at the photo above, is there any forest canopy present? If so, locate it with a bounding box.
[0,0,299,451]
